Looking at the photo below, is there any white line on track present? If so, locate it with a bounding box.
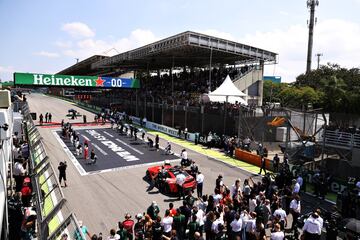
[103,131,114,138]
[115,138,144,155]
[82,134,90,141]
[91,143,108,155]
[85,159,181,175]
[52,130,87,176]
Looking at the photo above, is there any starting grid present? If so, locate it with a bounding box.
[52,127,179,176]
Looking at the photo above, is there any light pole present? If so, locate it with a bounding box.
[315,53,323,69]
[306,0,319,73]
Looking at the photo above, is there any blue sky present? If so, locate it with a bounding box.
[0,0,359,82]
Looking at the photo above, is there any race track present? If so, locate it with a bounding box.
[26,93,331,235]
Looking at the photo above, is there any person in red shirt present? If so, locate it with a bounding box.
[21,177,32,207]
[122,213,134,238]
[84,145,89,162]
[168,203,177,217]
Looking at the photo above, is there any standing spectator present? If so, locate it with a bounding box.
[273,154,280,172]
[84,145,89,162]
[147,201,160,220]
[188,215,199,240]
[152,216,163,240]
[21,177,32,207]
[292,179,301,194]
[58,161,67,187]
[107,229,120,240]
[161,210,173,237]
[196,171,204,198]
[270,223,285,240]
[215,174,223,190]
[155,134,159,151]
[173,209,186,239]
[168,203,177,217]
[230,213,242,240]
[116,222,128,240]
[13,158,26,191]
[258,156,267,175]
[123,213,134,238]
[289,194,301,230]
[75,221,92,240]
[273,204,287,230]
[39,113,43,125]
[302,212,321,240]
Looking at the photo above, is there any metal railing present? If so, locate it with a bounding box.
[21,103,85,240]
[324,129,360,149]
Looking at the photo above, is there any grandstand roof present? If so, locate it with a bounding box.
[58,31,277,75]
[92,31,277,71]
[58,55,108,75]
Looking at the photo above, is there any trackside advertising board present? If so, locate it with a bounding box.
[14,72,140,89]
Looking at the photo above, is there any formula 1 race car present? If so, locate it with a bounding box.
[146,165,196,194]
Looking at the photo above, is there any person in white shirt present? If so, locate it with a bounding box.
[297,176,304,187]
[315,209,324,229]
[302,212,322,239]
[230,179,242,198]
[161,210,173,237]
[245,212,256,240]
[270,223,285,240]
[176,173,186,200]
[273,204,287,230]
[293,179,300,194]
[289,194,301,230]
[230,213,242,238]
[13,158,27,191]
[211,212,224,235]
[249,195,257,213]
[193,206,205,234]
[196,171,204,198]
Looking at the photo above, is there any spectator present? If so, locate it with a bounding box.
[161,210,173,237]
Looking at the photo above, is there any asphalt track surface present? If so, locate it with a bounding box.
[27,93,332,236]
[54,128,179,175]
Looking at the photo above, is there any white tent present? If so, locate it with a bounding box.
[206,75,248,105]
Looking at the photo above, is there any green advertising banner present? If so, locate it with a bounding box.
[14,72,140,89]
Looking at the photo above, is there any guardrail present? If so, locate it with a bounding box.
[21,103,85,240]
[324,130,360,149]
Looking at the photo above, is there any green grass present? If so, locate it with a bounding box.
[305,183,337,202]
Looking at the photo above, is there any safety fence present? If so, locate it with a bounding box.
[22,103,85,240]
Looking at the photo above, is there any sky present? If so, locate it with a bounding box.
[0,0,359,83]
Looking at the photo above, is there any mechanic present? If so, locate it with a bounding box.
[176,172,186,200]
[165,142,172,155]
[190,160,198,179]
[196,171,204,198]
[157,166,167,192]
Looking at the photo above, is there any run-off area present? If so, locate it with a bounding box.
[54,128,179,175]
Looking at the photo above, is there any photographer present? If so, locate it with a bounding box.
[58,161,67,187]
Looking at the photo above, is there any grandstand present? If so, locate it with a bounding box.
[58,31,277,106]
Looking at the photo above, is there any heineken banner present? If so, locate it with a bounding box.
[14,72,140,89]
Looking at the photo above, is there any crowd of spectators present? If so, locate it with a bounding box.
[91,66,254,109]
[9,133,37,240]
[83,158,334,240]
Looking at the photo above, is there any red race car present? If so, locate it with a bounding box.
[146,164,196,194]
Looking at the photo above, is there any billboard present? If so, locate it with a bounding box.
[14,72,140,89]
